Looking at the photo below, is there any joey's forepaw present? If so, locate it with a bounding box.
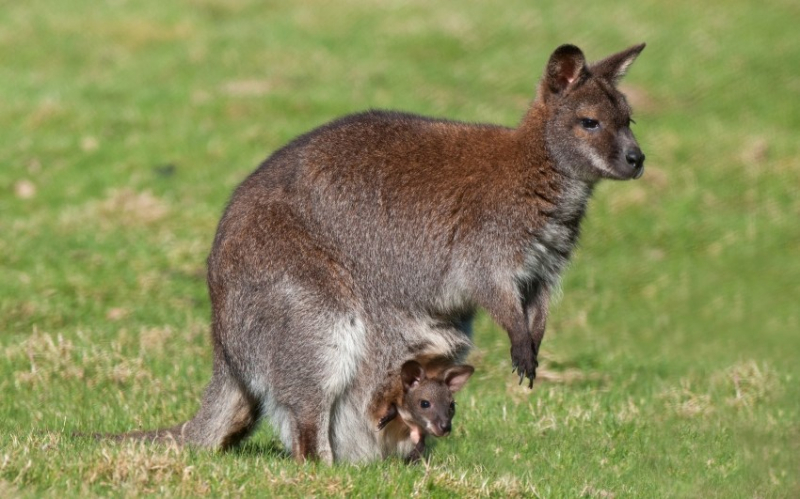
[377,414,393,431]
[377,404,398,431]
[510,342,539,388]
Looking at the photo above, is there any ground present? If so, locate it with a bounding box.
[1,0,799,496]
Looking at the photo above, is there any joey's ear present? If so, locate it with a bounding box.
[590,43,646,85]
[543,44,587,97]
[401,361,425,391]
[443,365,474,393]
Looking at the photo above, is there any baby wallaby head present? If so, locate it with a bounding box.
[398,360,474,438]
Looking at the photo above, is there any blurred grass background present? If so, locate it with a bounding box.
[1,0,798,496]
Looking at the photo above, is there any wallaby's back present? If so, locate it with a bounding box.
[212,111,550,315]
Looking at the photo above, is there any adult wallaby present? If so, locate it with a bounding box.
[123,43,646,463]
[372,360,474,462]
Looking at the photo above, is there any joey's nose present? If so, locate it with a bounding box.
[438,422,451,435]
[625,148,645,178]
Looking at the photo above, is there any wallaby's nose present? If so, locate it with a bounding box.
[625,148,645,178]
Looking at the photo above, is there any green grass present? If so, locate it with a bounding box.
[2,0,799,496]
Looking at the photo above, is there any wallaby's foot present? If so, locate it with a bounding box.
[292,421,319,463]
[291,411,335,465]
[291,439,334,465]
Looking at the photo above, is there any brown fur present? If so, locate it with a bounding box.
[102,43,646,463]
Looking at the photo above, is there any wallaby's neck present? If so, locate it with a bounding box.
[515,100,596,222]
[516,99,550,167]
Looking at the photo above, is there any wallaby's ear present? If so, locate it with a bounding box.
[443,365,475,393]
[543,44,587,98]
[590,43,646,85]
[401,360,425,391]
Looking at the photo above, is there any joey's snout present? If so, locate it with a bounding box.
[625,147,645,179]
[430,420,452,437]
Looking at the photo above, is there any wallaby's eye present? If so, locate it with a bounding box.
[580,118,600,131]
[420,400,430,409]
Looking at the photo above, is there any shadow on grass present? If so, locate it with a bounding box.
[230,438,287,459]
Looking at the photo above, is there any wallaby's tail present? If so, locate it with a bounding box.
[72,422,187,446]
[88,423,190,445]
[81,366,261,450]
[178,367,261,449]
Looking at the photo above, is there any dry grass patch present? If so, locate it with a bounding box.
[659,360,783,419]
[718,360,781,408]
[579,483,618,499]
[0,480,19,498]
[412,457,539,498]
[220,79,276,97]
[6,330,154,389]
[58,188,170,231]
[97,188,170,227]
[84,441,207,496]
[660,378,715,418]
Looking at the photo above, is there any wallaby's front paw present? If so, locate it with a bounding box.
[510,341,538,388]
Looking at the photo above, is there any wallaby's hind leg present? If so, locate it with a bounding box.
[182,367,260,450]
[287,397,336,464]
[291,419,318,463]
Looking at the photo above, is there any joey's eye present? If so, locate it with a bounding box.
[580,118,600,130]
[449,402,456,411]
[420,400,430,409]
